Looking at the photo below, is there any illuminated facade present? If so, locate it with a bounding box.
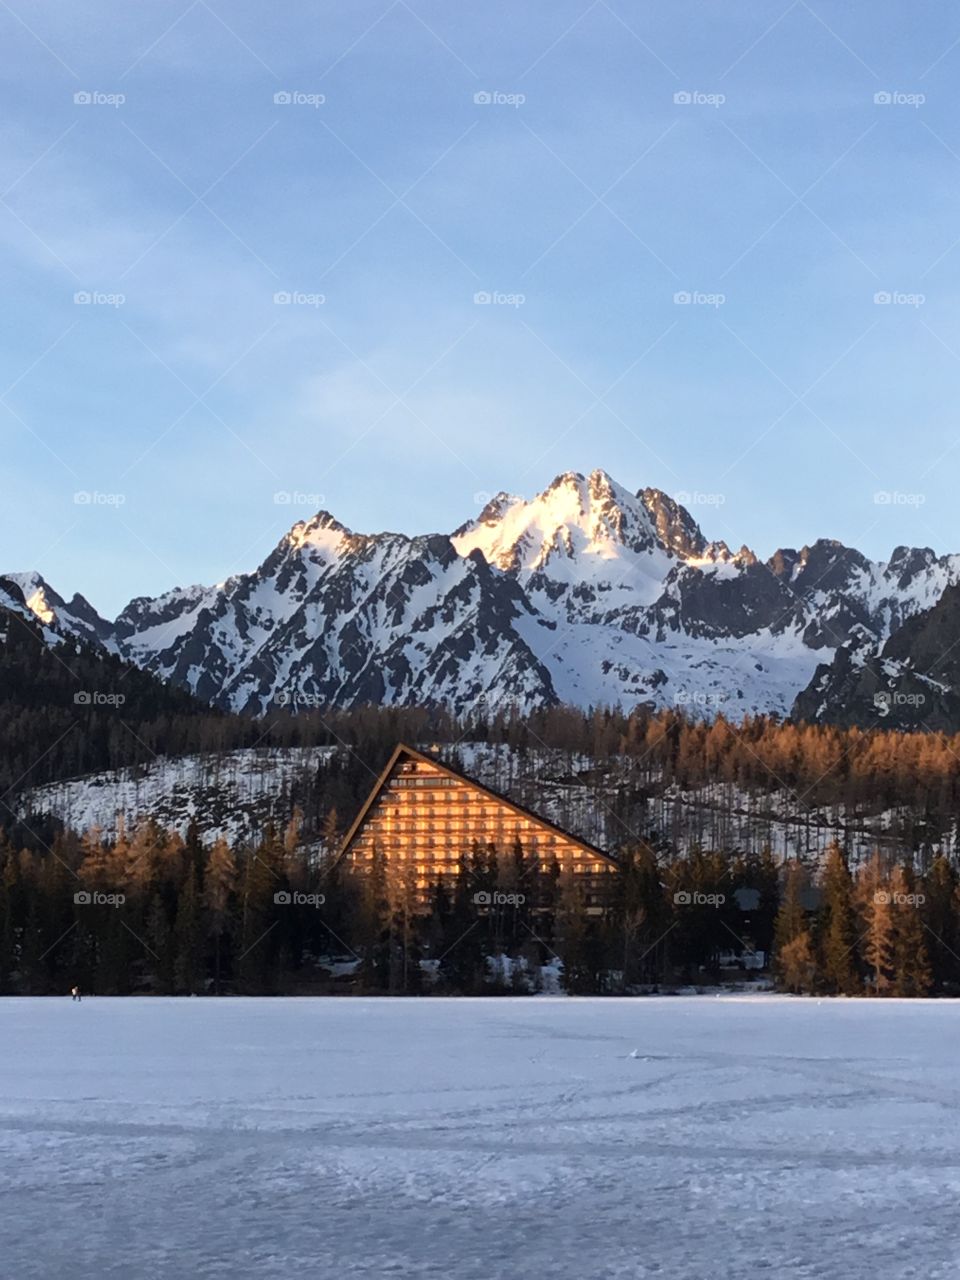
[338,744,619,911]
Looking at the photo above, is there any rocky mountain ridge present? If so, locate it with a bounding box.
[8,469,960,726]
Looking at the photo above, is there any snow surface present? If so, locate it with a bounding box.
[23,741,934,862]
[20,747,335,843]
[453,469,674,598]
[2,996,959,1279]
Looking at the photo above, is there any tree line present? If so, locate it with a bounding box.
[0,812,953,996]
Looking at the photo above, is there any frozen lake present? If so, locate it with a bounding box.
[3,995,960,1278]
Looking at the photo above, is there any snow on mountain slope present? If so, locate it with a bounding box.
[22,739,939,864]
[514,612,823,717]
[10,469,960,722]
[19,747,336,844]
[1,571,113,647]
[0,576,57,644]
[453,470,677,612]
[793,580,960,729]
[5,570,56,624]
[448,470,818,714]
[111,517,555,716]
[20,743,597,847]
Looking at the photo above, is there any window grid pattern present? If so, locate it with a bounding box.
[345,756,616,905]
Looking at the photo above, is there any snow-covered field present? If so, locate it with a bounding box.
[4,998,960,1278]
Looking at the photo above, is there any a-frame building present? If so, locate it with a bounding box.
[337,743,619,911]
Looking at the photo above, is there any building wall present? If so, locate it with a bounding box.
[344,754,618,907]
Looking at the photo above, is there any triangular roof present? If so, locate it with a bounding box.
[337,742,619,868]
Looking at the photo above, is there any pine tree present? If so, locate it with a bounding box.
[818,845,860,995]
[773,860,808,988]
[122,823,161,901]
[77,826,110,890]
[239,830,284,992]
[778,930,815,993]
[0,858,13,993]
[204,837,237,995]
[320,807,340,858]
[174,866,204,993]
[556,863,606,993]
[438,851,487,993]
[890,865,932,997]
[922,856,959,992]
[147,893,175,993]
[855,853,894,996]
[390,860,420,994]
[616,843,668,988]
[355,842,393,991]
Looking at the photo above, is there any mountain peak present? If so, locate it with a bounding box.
[4,571,61,625]
[541,467,629,504]
[286,510,351,553]
[450,467,678,602]
[545,469,586,491]
[0,571,113,645]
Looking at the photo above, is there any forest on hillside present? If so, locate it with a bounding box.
[0,807,952,998]
[8,622,960,996]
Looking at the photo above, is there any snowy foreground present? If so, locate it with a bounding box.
[3,997,960,1279]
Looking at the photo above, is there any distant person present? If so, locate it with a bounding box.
[71,985,81,1002]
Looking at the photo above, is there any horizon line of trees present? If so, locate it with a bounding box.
[1,810,956,997]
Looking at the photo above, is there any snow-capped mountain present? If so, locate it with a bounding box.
[108,514,553,714]
[0,571,113,648]
[8,468,960,723]
[794,582,960,731]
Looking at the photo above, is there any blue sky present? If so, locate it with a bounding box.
[4,0,960,616]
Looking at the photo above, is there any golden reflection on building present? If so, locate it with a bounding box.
[340,745,618,911]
